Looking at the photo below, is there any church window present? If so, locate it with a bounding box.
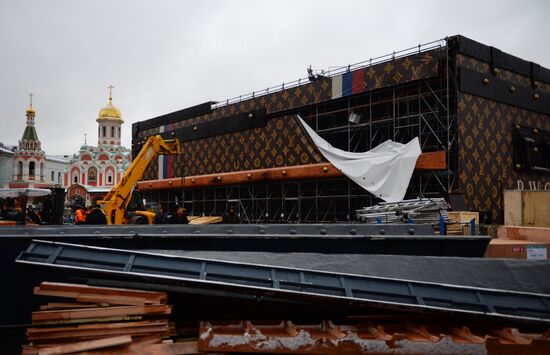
[88,167,97,183]
[111,127,115,137]
[58,172,61,183]
[17,161,23,176]
[102,126,106,138]
[51,171,54,181]
[73,175,78,183]
[108,175,113,184]
[29,162,35,178]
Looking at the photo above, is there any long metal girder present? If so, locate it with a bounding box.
[17,240,550,324]
[0,223,437,237]
[0,224,490,257]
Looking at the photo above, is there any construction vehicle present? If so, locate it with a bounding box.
[98,135,181,224]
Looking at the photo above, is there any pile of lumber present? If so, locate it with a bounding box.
[446,211,478,235]
[22,282,175,355]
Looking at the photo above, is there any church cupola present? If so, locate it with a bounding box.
[96,85,123,147]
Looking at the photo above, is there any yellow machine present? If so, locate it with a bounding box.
[98,135,181,224]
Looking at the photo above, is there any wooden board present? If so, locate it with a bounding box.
[40,303,102,310]
[28,320,170,342]
[77,341,201,355]
[504,190,523,226]
[524,191,550,227]
[504,190,550,227]
[447,211,479,224]
[189,216,223,225]
[32,304,171,323]
[36,282,167,304]
[497,226,550,243]
[38,335,132,355]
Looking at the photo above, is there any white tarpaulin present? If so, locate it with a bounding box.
[0,188,51,198]
[297,115,421,202]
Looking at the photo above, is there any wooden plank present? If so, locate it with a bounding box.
[144,341,201,355]
[137,151,447,191]
[497,226,550,243]
[504,190,523,226]
[526,191,550,227]
[31,330,169,344]
[447,211,479,224]
[29,326,169,342]
[32,315,143,326]
[40,303,102,311]
[34,288,79,299]
[0,220,16,226]
[32,304,170,322]
[38,282,167,304]
[189,216,223,225]
[78,341,201,355]
[38,335,132,355]
[28,320,168,334]
[76,294,147,306]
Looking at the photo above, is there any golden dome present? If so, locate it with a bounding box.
[26,105,36,115]
[97,98,123,121]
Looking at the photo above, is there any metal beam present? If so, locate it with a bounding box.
[17,240,550,324]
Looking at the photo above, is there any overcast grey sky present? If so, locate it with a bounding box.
[1,0,549,155]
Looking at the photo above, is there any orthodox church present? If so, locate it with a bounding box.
[9,95,68,189]
[63,87,131,206]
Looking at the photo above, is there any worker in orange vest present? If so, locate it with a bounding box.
[75,207,87,225]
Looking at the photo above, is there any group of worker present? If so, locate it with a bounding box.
[153,205,189,224]
[74,205,107,225]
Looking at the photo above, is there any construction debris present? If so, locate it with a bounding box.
[22,282,175,355]
[198,320,550,354]
[356,198,450,224]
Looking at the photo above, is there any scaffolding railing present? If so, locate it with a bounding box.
[211,39,447,109]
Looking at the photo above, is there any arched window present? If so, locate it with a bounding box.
[73,175,78,183]
[111,127,115,137]
[29,161,35,179]
[17,161,23,176]
[88,167,97,183]
[102,126,106,138]
[51,171,54,181]
[58,172,61,183]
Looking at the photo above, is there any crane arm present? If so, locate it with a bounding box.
[100,135,181,224]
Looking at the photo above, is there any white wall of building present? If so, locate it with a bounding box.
[45,156,69,185]
[0,149,14,186]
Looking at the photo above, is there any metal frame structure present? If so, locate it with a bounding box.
[142,39,458,223]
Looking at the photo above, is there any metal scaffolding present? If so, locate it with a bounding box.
[143,40,458,223]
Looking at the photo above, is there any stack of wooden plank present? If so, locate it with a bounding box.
[22,282,175,355]
[447,211,479,235]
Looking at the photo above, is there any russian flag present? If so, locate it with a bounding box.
[332,68,365,99]
[157,123,175,179]
[158,155,173,179]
